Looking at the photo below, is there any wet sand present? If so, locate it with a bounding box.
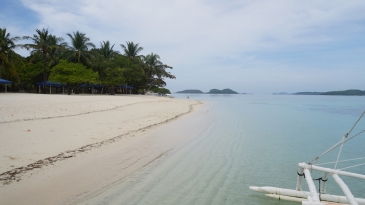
[0,93,206,205]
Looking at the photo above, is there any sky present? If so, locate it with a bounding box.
[1,0,365,94]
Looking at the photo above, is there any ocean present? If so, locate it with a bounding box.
[81,94,365,205]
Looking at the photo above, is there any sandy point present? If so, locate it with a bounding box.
[0,93,209,205]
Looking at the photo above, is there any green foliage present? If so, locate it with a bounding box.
[0,28,21,79]
[143,53,175,79]
[120,41,143,59]
[18,62,44,89]
[114,55,144,85]
[102,67,126,86]
[23,28,66,93]
[99,41,118,60]
[23,28,52,63]
[0,51,24,82]
[142,53,175,90]
[49,60,98,85]
[47,35,68,68]
[66,31,95,65]
[1,27,176,93]
[151,87,171,94]
[0,28,20,52]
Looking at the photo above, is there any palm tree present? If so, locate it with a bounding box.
[143,53,175,91]
[0,28,21,78]
[48,35,67,68]
[144,53,174,78]
[143,53,162,78]
[119,41,145,92]
[67,31,95,64]
[23,28,57,92]
[99,41,118,60]
[120,41,144,60]
[91,41,119,77]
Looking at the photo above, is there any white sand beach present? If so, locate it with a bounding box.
[0,93,207,205]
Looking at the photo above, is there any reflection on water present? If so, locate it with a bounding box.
[81,94,365,205]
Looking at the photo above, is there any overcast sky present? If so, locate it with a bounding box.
[1,0,365,94]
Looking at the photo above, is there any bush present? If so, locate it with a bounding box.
[151,87,171,94]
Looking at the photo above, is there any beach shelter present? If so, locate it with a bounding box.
[115,85,134,94]
[80,83,104,88]
[36,81,64,94]
[0,78,12,93]
[80,83,104,94]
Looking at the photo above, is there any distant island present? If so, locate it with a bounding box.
[273,92,291,95]
[208,88,238,94]
[322,89,365,96]
[176,88,239,94]
[176,89,204,94]
[293,92,323,95]
[294,89,365,96]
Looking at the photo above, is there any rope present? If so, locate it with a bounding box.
[310,129,365,164]
[314,177,323,201]
[339,162,365,171]
[310,140,344,163]
[297,172,305,178]
[313,177,328,201]
[347,111,365,135]
[334,135,347,169]
[309,111,365,163]
[343,129,365,144]
[314,156,365,166]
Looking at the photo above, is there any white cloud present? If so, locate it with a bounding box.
[11,0,365,93]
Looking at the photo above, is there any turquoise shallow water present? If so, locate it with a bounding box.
[82,94,365,205]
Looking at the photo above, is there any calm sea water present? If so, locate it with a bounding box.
[82,94,365,205]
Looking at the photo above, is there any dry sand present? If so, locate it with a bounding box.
[0,93,206,205]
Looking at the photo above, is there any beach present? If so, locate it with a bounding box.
[0,93,205,205]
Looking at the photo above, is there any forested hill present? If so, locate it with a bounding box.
[294,90,365,96]
[176,88,239,94]
[208,89,238,94]
[176,89,204,94]
[293,92,323,95]
[321,89,365,96]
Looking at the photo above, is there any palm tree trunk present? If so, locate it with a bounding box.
[43,52,47,94]
[78,50,81,63]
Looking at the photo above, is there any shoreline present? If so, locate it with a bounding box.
[0,93,208,205]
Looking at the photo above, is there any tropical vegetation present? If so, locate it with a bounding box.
[0,27,175,94]
[0,28,22,81]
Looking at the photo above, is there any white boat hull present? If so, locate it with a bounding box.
[249,186,365,205]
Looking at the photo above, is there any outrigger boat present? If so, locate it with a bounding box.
[250,111,365,205]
